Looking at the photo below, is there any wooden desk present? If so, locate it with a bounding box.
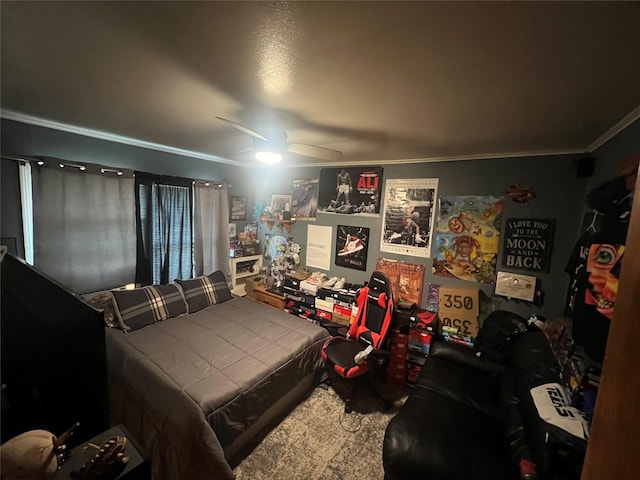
[253,285,286,310]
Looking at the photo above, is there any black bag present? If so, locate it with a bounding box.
[474,310,527,363]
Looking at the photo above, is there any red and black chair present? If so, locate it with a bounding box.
[321,270,395,412]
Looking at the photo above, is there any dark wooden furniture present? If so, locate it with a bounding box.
[0,253,108,445]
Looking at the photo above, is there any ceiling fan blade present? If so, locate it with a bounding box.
[287,143,342,161]
[215,116,268,141]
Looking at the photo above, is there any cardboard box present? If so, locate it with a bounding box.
[316,309,332,321]
[406,361,423,384]
[332,312,351,326]
[333,304,352,317]
[243,275,265,298]
[408,328,433,356]
[436,285,481,339]
[315,298,334,313]
[389,333,409,355]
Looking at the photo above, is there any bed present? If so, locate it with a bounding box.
[95,271,330,480]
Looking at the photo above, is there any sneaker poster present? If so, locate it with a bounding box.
[380,178,439,258]
[335,225,369,271]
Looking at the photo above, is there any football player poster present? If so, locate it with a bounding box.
[317,167,383,216]
[432,195,503,284]
[335,225,369,271]
[380,178,439,258]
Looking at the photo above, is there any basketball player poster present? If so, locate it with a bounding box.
[317,167,383,216]
[380,178,439,258]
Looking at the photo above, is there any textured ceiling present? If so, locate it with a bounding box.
[2,1,640,167]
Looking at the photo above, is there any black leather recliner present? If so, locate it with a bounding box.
[383,311,587,480]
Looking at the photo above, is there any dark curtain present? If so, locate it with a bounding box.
[135,173,193,285]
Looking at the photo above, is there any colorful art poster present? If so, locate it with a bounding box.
[291,178,319,220]
[432,195,504,284]
[380,178,439,258]
[502,218,555,273]
[335,225,370,271]
[376,258,426,307]
[317,167,383,216]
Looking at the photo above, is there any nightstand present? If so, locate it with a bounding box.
[54,424,150,480]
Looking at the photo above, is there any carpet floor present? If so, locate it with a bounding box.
[233,382,406,480]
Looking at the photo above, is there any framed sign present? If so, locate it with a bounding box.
[270,194,292,213]
[502,218,555,273]
[230,196,247,221]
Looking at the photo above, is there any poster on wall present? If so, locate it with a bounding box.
[379,178,439,258]
[291,179,319,220]
[432,195,504,284]
[334,225,370,271]
[317,167,383,216]
[376,258,426,307]
[502,218,555,273]
[306,224,333,271]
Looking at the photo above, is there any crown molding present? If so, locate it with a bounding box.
[0,110,243,167]
[2,108,635,169]
[586,104,640,153]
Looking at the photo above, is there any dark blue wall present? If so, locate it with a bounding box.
[2,117,638,320]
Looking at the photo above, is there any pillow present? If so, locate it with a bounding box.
[112,283,187,332]
[175,270,232,313]
[82,291,120,328]
[209,270,233,303]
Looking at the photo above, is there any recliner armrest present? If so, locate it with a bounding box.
[429,338,507,374]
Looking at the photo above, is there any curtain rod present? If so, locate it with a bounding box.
[2,154,226,187]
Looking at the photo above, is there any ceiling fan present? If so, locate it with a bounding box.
[216,116,342,164]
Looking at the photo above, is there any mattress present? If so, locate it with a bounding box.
[105,295,330,480]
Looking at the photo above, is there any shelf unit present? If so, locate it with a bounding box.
[229,254,263,296]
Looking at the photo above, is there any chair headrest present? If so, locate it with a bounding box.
[365,271,392,308]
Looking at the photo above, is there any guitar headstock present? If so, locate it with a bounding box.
[71,436,129,480]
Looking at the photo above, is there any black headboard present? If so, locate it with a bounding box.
[1,253,108,444]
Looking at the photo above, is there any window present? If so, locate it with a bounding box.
[135,174,193,285]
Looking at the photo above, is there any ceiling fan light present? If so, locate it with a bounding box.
[255,150,282,164]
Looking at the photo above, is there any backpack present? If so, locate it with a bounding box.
[474,310,527,363]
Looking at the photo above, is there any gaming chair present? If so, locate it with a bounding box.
[321,271,395,412]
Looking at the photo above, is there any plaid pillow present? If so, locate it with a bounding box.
[175,270,232,313]
[209,270,233,303]
[112,284,187,332]
[175,275,216,313]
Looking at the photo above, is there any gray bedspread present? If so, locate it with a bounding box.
[106,296,329,480]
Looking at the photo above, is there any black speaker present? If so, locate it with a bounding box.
[575,156,595,178]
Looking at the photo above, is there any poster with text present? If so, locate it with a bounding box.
[376,258,426,307]
[502,218,555,273]
[291,178,319,220]
[380,178,439,258]
[306,224,333,271]
[317,167,383,216]
[432,195,504,284]
[335,225,370,271]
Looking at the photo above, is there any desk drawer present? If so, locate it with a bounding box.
[255,291,286,310]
